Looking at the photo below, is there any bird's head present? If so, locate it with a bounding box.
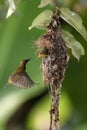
[15,58,31,72]
[20,58,31,67]
[38,49,48,58]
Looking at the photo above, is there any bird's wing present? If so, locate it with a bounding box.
[8,72,34,88]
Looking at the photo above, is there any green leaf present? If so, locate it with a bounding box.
[6,0,16,18]
[28,10,53,30]
[38,0,53,8]
[62,30,85,61]
[60,8,87,42]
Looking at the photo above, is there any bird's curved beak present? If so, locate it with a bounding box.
[25,58,31,63]
[38,53,48,58]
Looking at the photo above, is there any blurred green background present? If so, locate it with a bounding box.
[0,0,87,130]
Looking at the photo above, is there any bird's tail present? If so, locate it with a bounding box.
[4,82,9,88]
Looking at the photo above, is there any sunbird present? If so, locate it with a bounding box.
[38,48,48,58]
[7,58,34,88]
